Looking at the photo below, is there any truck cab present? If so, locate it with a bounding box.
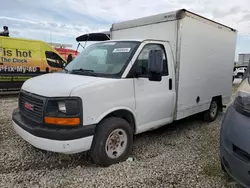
[12,39,176,166]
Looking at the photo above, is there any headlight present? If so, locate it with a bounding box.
[58,101,67,113]
[44,98,82,126]
[233,78,250,117]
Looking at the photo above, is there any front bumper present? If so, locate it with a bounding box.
[12,108,96,154]
[220,104,250,188]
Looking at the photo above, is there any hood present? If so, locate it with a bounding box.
[22,73,105,97]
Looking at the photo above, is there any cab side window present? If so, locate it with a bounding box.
[134,44,168,77]
[45,51,65,68]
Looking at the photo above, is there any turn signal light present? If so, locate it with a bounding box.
[44,117,80,126]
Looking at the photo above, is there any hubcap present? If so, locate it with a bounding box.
[105,129,128,159]
[210,101,218,118]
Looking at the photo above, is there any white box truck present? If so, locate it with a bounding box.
[12,9,237,166]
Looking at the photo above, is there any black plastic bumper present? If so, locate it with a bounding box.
[12,108,96,141]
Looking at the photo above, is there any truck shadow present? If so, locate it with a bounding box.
[130,112,224,161]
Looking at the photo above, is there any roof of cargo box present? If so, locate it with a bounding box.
[111,9,237,32]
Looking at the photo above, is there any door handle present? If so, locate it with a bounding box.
[169,78,172,90]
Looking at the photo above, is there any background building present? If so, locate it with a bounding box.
[238,54,250,66]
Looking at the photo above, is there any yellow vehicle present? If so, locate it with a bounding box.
[0,36,67,94]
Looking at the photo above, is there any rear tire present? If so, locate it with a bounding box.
[204,100,219,122]
[90,117,133,167]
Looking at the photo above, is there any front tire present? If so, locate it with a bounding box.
[90,117,133,167]
[204,100,219,122]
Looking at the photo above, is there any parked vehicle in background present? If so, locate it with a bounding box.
[234,65,247,79]
[12,9,237,166]
[220,63,250,188]
[49,42,79,63]
[0,36,67,94]
[76,31,110,50]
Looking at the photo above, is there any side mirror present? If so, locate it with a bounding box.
[148,50,163,81]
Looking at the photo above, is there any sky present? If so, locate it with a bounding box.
[1,0,250,61]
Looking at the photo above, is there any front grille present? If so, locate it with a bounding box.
[19,91,45,124]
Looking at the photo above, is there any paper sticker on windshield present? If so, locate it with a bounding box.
[112,48,131,53]
[101,42,116,45]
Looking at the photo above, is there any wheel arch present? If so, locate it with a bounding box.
[211,95,223,111]
[96,107,137,134]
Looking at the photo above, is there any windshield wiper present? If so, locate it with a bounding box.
[63,68,69,73]
[70,68,97,76]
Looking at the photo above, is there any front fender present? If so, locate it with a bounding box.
[95,106,137,126]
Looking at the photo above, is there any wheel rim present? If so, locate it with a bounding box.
[105,129,128,159]
[210,101,218,118]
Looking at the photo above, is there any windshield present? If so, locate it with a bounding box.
[65,41,140,77]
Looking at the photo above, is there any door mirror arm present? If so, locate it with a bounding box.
[132,63,143,78]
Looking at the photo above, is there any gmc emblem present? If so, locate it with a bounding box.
[24,102,34,111]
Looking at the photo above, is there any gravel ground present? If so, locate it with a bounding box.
[0,81,242,188]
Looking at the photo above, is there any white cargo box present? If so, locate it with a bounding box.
[111,9,237,120]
